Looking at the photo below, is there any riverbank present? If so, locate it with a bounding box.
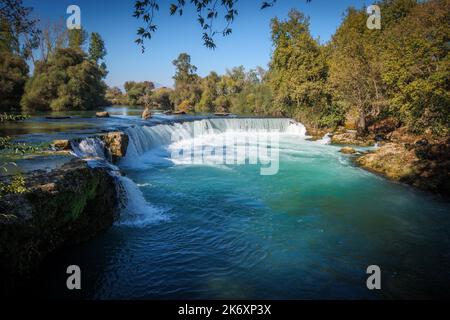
[304,124,450,197]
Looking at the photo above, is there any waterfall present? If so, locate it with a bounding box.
[70,118,306,226]
[70,137,107,159]
[123,118,306,161]
[70,136,166,226]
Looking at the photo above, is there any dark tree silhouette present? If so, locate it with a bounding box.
[133,0,311,52]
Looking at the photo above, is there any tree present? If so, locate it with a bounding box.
[197,71,220,112]
[89,32,107,64]
[123,81,155,106]
[68,27,88,50]
[0,0,40,57]
[268,9,331,125]
[327,7,378,133]
[0,0,37,111]
[172,52,197,83]
[0,51,28,111]
[106,86,126,105]
[35,19,68,64]
[171,53,201,109]
[381,0,449,136]
[21,48,107,111]
[150,87,173,110]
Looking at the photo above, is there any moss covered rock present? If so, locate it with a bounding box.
[0,159,118,284]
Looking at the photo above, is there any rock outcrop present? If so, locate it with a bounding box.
[51,139,71,150]
[339,147,357,154]
[356,139,450,196]
[331,130,375,146]
[142,108,152,120]
[96,111,110,118]
[0,159,118,288]
[102,132,129,163]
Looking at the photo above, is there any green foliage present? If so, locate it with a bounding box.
[171,53,202,109]
[123,81,155,106]
[0,0,40,57]
[380,0,450,135]
[0,136,38,154]
[150,87,173,110]
[0,174,26,198]
[21,48,107,111]
[0,113,29,122]
[0,51,29,111]
[88,32,107,64]
[268,9,331,125]
[68,28,88,50]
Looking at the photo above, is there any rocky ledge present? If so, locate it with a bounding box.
[0,159,118,287]
[356,139,450,196]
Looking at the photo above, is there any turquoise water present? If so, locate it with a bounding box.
[39,120,450,299]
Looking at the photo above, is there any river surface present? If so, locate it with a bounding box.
[8,107,449,299]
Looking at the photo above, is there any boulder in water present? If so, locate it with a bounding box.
[340,147,357,154]
[52,139,71,150]
[102,132,129,163]
[142,108,152,120]
[96,111,110,118]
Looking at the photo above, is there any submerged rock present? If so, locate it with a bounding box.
[96,111,110,118]
[0,159,119,287]
[339,147,357,154]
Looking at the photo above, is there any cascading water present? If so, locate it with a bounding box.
[70,136,166,226]
[70,137,107,159]
[71,118,307,227]
[122,118,306,166]
[316,133,332,145]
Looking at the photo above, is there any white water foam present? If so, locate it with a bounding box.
[121,118,307,168]
[70,136,168,226]
[316,133,332,145]
[70,137,107,159]
[114,173,169,227]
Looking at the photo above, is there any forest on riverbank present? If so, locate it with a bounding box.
[1,0,448,139]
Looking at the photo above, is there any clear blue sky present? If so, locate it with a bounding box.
[24,0,367,88]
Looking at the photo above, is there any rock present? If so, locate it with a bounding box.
[305,127,329,141]
[368,118,399,136]
[339,147,357,154]
[356,143,417,181]
[355,141,450,196]
[0,159,119,284]
[331,130,374,146]
[214,113,230,117]
[52,139,70,150]
[173,111,186,115]
[102,132,129,163]
[96,111,110,118]
[142,108,152,120]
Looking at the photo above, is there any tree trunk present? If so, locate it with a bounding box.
[356,108,367,136]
